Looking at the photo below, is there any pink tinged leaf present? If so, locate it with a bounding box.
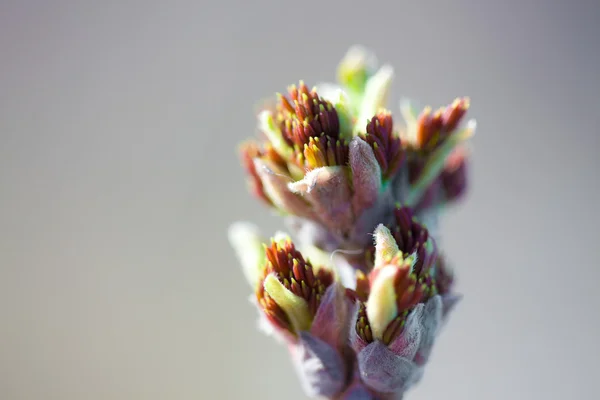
[288,166,354,233]
[253,158,317,220]
[413,295,443,366]
[310,283,351,350]
[357,340,418,394]
[349,137,382,216]
[291,331,347,398]
[388,303,424,359]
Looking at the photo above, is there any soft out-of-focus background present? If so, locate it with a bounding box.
[1,1,599,399]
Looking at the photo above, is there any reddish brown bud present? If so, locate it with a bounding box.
[415,107,437,149]
[391,206,435,276]
[303,135,349,169]
[256,239,334,335]
[360,110,404,181]
[414,97,470,151]
[276,82,341,146]
[388,257,424,312]
[381,311,410,346]
[358,256,437,346]
[442,97,470,132]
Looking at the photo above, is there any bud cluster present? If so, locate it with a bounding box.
[230,46,475,399]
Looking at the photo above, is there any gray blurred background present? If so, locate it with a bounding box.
[1,1,599,399]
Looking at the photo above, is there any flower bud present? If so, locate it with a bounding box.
[366,261,436,345]
[360,110,404,181]
[231,45,475,400]
[274,82,351,171]
[404,118,476,207]
[409,97,471,151]
[254,237,352,398]
[353,219,440,351]
[390,206,436,275]
[256,237,334,336]
[277,82,341,144]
